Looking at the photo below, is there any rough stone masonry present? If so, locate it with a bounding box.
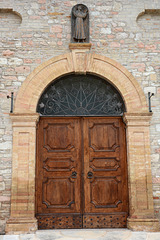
[0,0,160,234]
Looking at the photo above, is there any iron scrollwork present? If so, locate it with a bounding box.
[37,74,125,116]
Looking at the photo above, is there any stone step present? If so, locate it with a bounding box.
[0,229,160,240]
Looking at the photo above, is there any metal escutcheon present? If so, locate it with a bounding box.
[71,171,77,178]
[87,171,93,179]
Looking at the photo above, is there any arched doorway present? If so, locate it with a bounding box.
[35,74,128,229]
[5,49,159,234]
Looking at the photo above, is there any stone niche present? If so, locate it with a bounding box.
[0,9,22,29]
[137,9,160,31]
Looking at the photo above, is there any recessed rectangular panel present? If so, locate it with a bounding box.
[42,178,74,209]
[90,158,120,171]
[89,123,119,152]
[43,158,74,171]
[43,123,75,152]
[91,177,122,208]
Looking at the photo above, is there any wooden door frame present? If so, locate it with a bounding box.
[6,47,159,234]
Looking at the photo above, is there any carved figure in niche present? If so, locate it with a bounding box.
[73,5,87,41]
[71,4,89,43]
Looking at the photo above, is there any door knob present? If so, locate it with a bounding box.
[71,171,77,178]
[87,171,93,179]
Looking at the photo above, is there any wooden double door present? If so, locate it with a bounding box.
[36,117,128,229]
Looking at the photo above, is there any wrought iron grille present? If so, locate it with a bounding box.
[37,74,125,116]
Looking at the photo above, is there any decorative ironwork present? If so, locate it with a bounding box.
[71,171,77,179]
[37,74,125,116]
[148,92,154,112]
[36,213,127,229]
[7,92,14,113]
[83,214,127,228]
[87,171,93,179]
[36,214,82,229]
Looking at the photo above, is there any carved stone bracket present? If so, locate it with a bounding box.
[69,43,91,73]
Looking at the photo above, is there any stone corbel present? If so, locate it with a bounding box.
[69,43,92,74]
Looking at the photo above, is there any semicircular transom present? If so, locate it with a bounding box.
[37,74,126,116]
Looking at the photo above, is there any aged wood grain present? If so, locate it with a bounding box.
[36,117,128,229]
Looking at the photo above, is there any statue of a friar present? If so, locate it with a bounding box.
[71,4,89,43]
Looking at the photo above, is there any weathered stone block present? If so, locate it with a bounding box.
[0,59,7,65]
[0,182,5,191]
[8,58,23,66]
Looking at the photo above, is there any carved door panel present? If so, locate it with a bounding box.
[36,117,83,229]
[36,117,128,229]
[83,117,128,228]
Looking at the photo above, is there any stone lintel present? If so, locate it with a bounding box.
[127,218,160,232]
[5,218,37,235]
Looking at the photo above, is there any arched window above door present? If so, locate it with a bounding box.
[37,74,126,116]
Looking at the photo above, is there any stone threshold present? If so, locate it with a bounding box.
[1,229,160,240]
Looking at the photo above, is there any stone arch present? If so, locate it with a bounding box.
[14,51,148,114]
[6,47,159,234]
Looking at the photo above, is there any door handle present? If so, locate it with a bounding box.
[71,171,77,179]
[87,171,93,179]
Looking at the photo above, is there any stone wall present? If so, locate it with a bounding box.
[0,0,160,234]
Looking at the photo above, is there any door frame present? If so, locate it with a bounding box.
[6,48,159,234]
